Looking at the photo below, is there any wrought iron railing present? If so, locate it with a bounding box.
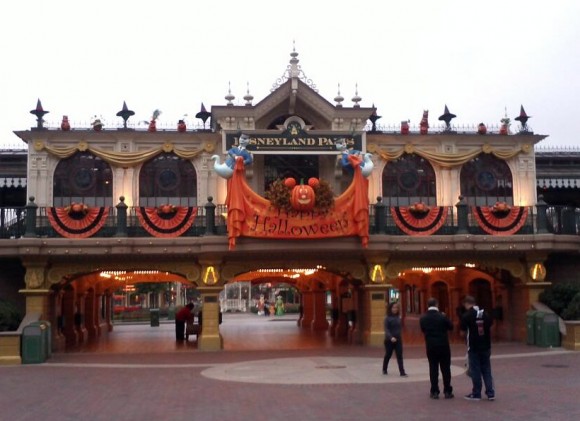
[1,198,579,239]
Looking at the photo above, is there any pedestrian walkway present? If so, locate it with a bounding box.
[1,313,579,421]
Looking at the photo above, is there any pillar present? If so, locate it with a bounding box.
[311,291,329,331]
[50,287,66,352]
[362,285,390,346]
[105,292,113,332]
[62,287,79,347]
[300,291,314,328]
[84,289,98,340]
[75,292,88,345]
[197,286,223,351]
[329,291,339,337]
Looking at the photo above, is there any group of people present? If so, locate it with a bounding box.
[256,295,286,316]
[383,295,495,401]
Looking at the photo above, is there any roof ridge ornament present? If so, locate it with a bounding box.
[225,81,235,106]
[334,83,344,108]
[271,45,318,92]
[351,83,361,108]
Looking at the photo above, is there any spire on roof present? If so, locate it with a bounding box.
[225,82,235,106]
[271,43,318,92]
[334,83,344,108]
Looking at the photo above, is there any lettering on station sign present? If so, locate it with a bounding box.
[224,121,363,153]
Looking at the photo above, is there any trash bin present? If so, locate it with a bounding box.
[535,312,560,347]
[526,310,537,345]
[21,321,50,364]
[150,308,160,327]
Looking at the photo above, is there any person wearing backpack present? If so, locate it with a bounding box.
[461,295,495,401]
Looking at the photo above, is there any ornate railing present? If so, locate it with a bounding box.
[1,197,579,239]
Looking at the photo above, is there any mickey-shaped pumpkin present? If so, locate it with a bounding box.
[286,178,318,212]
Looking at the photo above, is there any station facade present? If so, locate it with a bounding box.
[2,49,579,362]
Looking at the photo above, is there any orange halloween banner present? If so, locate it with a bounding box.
[226,157,369,249]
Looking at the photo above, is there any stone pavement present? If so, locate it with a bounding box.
[1,313,579,421]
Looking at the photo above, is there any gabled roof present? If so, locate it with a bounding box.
[211,49,374,131]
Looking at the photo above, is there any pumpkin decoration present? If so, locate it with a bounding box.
[290,179,316,212]
[491,201,511,215]
[266,177,335,213]
[308,177,320,189]
[65,202,88,215]
[409,202,429,215]
[284,177,297,188]
[157,204,177,215]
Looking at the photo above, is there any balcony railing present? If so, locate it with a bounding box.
[1,198,579,239]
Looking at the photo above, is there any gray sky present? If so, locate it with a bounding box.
[1,0,578,148]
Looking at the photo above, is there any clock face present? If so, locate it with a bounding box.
[530,263,546,281]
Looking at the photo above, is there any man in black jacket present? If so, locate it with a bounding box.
[420,297,454,399]
[461,295,495,401]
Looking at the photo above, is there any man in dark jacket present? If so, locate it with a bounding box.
[420,297,454,399]
[461,295,495,401]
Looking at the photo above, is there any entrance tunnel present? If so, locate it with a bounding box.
[45,264,507,354]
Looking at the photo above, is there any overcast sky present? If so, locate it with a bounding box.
[1,0,578,148]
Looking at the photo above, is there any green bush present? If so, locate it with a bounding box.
[562,292,580,321]
[539,283,580,320]
[0,299,22,331]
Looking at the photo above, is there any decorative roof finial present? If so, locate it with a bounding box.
[30,99,49,130]
[225,82,235,106]
[352,84,361,108]
[334,83,344,108]
[438,105,456,131]
[243,82,254,106]
[116,101,135,129]
[195,103,211,130]
[369,105,382,132]
[515,105,532,133]
[289,42,299,78]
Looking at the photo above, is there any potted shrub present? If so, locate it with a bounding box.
[540,283,580,350]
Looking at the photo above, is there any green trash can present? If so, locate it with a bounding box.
[526,310,537,345]
[536,312,560,347]
[21,321,49,364]
[150,308,160,327]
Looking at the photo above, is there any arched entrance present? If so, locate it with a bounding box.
[219,267,365,350]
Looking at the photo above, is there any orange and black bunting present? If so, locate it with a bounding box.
[136,207,198,238]
[391,206,448,236]
[47,207,109,238]
[472,206,528,235]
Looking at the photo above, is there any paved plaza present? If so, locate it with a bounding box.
[1,313,579,421]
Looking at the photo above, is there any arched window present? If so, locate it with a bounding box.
[382,154,436,206]
[138,153,197,206]
[460,154,513,206]
[53,152,113,207]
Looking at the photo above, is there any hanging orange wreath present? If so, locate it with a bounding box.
[472,205,528,235]
[136,206,198,238]
[391,205,448,236]
[47,204,109,238]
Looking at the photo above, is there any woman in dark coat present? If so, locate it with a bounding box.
[382,302,408,377]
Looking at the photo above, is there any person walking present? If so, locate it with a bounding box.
[382,302,408,377]
[419,297,454,399]
[461,295,495,401]
[175,303,194,341]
